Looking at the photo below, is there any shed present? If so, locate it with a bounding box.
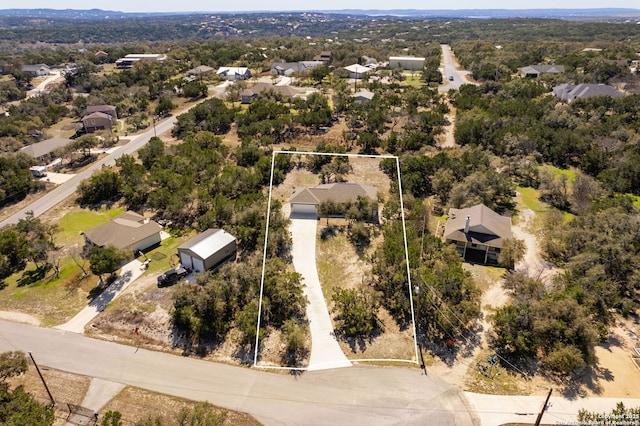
[177,229,237,273]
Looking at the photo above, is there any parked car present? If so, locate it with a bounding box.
[157,266,189,287]
[448,75,454,81]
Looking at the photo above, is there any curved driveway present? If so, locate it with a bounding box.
[0,319,479,425]
[289,216,351,371]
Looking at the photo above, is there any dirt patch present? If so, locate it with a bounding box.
[9,364,91,407]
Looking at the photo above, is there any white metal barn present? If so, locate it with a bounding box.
[177,229,237,273]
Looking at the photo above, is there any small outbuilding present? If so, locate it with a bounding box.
[177,229,237,273]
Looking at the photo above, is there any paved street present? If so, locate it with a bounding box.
[439,44,475,92]
[0,320,479,425]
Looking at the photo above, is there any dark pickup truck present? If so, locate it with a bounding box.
[157,267,189,287]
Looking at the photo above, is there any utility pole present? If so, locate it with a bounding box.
[28,352,55,406]
[534,388,553,426]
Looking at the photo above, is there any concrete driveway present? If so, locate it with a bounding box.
[56,259,144,333]
[289,216,351,371]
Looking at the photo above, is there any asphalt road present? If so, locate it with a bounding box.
[439,44,474,92]
[1,107,190,228]
[0,320,479,425]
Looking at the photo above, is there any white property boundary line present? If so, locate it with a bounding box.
[253,150,418,370]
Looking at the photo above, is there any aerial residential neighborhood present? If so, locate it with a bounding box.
[0,6,640,426]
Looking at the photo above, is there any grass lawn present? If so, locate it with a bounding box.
[0,206,128,326]
[539,164,576,183]
[516,186,547,215]
[316,224,359,303]
[57,206,125,246]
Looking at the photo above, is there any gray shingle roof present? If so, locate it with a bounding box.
[20,137,73,158]
[83,211,162,250]
[444,204,512,248]
[553,83,624,102]
[290,183,377,205]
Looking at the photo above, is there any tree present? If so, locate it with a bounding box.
[0,351,54,426]
[155,97,175,117]
[69,134,99,158]
[77,167,122,205]
[0,156,35,207]
[101,411,123,426]
[88,245,129,285]
[332,287,380,337]
[498,238,526,270]
[137,137,165,170]
[14,212,57,270]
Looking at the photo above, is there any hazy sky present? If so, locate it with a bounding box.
[11,0,640,13]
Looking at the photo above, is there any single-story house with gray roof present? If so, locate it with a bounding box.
[552,83,624,103]
[22,64,50,77]
[83,211,162,254]
[444,204,512,264]
[290,182,378,220]
[20,137,73,163]
[517,64,565,78]
[177,229,236,273]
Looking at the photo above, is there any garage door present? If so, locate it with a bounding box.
[291,203,317,216]
[192,258,205,273]
[179,252,192,269]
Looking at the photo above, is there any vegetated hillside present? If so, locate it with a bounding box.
[1,14,639,383]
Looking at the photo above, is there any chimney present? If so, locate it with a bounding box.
[464,216,470,234]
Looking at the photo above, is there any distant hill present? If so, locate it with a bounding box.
[0,8,639,20]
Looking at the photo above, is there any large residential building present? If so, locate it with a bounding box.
[444,204,512,264]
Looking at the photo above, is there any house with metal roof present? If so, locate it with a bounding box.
[352,89,375,104]
[552,83,624,103]
[388,56,425,71]
[83,211,163,254]
[290,182,378,219]
[177,229,237,273]
[216,67,251,81]
[444,204,512,264]
[271,61,325,77]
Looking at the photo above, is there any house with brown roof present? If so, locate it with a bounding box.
[290,182,378,220]
[85,105,118,120]
[443,204,512,264]
[82,211,163,254]
[82,112,113,133]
